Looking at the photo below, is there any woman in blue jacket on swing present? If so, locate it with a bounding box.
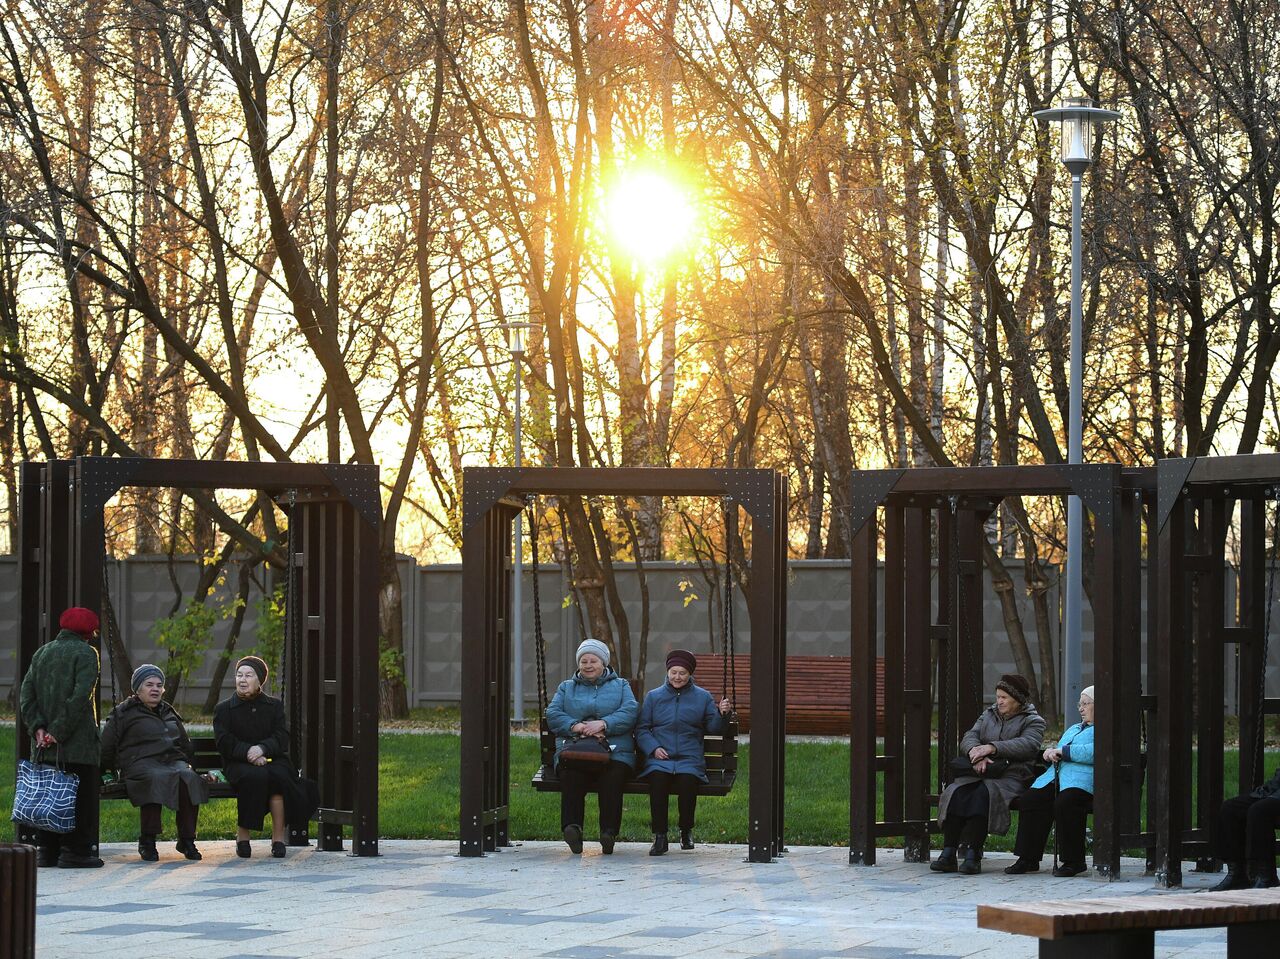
[545,639,638,855]
[636,650,732,855]
[1004,685,1095,877]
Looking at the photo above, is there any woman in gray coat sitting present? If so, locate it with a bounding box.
[636,650,731,855]
[931,673,1045,875]
[100,664,210,862]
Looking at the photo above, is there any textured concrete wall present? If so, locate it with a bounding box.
[2,555,1277,711]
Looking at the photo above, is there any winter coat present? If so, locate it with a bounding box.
[635,681,725,781]
[19,630,101,765]
[214,692,313,829]
[939,702,1046,836]
[545,668,638,770]
[100,696,210,809]
[1031,721,1094,794]
[1250,766,1280,801]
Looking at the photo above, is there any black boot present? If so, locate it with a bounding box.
[680,829,694,850]
[138,835,159,862]
[1250,860,1279,889]
[958,846,982,875]
[1206,861,1249,892]
[649,834,669,856]
[930,847,958,872]
[36,846,59,868]
[562,825,583,855]
[1003,857,1040,875]
[175,838,202,861]
[599,832,616,855]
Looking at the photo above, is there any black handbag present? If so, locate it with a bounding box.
[559,736,612,770]
[947,755,1009,780]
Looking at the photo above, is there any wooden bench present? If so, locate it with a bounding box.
[100,736,236,801]
[531,722,738,797]
[698,655,883,735]
[977,889,1280,958]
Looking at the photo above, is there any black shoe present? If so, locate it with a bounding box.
[649,834,669,856]
[138,836,159,862]
[57,852,104,869]
[1250,862,1280,889]
[680,829,694,850]
[930,847,958,873]
[271,841,286,859]
[563,825,583,855]
[236,840,252,859]
[36,848,59,868]
[1053,862,1088,877]
[1206,862,1249,892]
[958,848,982,875]
[175,838,202,861]
[1003,857,1039,875]
[599,833,615,855]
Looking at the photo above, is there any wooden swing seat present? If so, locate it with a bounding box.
[531,721,739,797]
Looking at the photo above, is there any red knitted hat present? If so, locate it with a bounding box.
[59,607,100,635]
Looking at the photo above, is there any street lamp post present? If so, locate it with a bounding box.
[1034,97,1119,723]
[504,321,533,723]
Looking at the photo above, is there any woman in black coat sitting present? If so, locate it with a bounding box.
[100,664,209,862]
[213,656,308,859]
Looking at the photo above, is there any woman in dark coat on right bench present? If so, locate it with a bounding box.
[214,656,308,859]
[1209,764,1280,890]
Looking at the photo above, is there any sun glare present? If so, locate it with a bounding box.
[602,167,699,268]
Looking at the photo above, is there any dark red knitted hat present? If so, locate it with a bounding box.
[666,649,697,673]
[59,607,99,635]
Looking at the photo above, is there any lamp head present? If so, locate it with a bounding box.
[1034,98,1121,176]
[504,321,533,356]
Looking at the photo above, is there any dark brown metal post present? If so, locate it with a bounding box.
[902,506,932,861]
[1238,493,1266,794]
[748,476,785,863]
[849,512,878,865]
[881,505,905,834]
[1155,471,1190,887]
[1090,468,1122,878]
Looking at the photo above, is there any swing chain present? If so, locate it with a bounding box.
[529,501,548,718]
[282,488,297,708]
[100,559,120,705]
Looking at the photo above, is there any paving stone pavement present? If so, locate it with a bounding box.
[34,842,1240,958]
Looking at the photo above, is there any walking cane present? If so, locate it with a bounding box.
[1052,758,1061,873]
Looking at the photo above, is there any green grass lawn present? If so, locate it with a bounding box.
[0,726,1259,853]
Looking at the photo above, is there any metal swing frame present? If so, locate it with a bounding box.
[847,463,1156,879]
[14,457,382,857]
[527,497,741,797]
[1152,453,1280,887]
[459,467,788,863]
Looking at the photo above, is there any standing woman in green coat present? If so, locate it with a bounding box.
[19,607,104,868]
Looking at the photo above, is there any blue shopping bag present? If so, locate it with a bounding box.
[11,754,79,834]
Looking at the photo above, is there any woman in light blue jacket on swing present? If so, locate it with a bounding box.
[1005,685,1096,877]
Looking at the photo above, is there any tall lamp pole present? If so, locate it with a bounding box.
[504,321,533,722]
[1035,97,1119,722]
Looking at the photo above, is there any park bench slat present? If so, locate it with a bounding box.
[699,654,882,735]
[977,890,1280,941]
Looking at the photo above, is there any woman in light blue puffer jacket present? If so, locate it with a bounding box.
[545,639,637,855]
[1005,686,1096,877]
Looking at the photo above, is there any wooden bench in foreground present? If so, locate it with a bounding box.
[977,889,1280,958]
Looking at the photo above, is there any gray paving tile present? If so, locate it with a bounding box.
[39,903,164,915]
[629,927,709,939]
